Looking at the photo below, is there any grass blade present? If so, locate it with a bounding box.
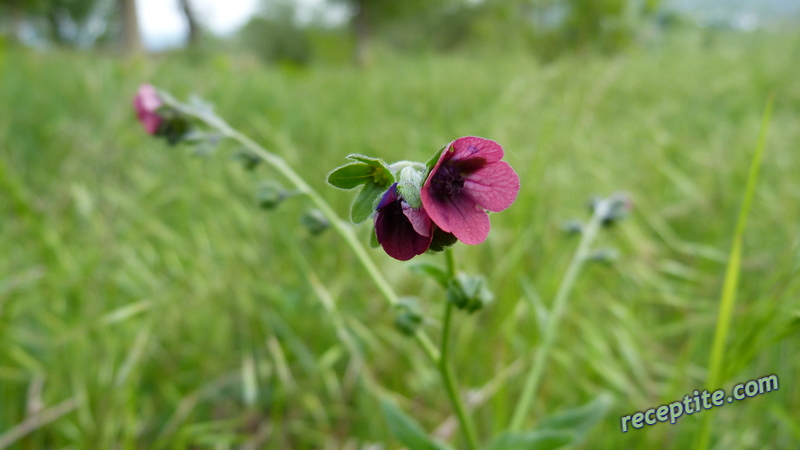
[696,95,774,450]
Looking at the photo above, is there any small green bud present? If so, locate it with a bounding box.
[394,297,423,336]
[396,165,425,209]
[562,219,584,235]
[301,209,329,236]
[588,248,619,264]
[233,151,261,171]
[446,273,493,313]
[257,181,286,210]
[590,193,632,226]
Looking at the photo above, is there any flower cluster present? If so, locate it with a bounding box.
[329,137,520,260]
[132,84,191,145]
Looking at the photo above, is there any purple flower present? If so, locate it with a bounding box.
[133,84,163,135]
[375,183,434,261]
[421,136,520,245]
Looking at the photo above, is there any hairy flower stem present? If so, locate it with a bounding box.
[166,97,440,364]
[440,250,480,450]
[509,201,609,431]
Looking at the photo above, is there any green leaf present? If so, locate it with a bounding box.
[535,393,613,442]
[346,153,388,168]
[486,430,574,450]
[351,182,386,224]
[380,398,453,450]
[327,163,376,190]
[346,154,396,185]
[409,262,449,288]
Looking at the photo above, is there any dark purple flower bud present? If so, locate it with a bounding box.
[375,183,433,261]
[133,84,163,135]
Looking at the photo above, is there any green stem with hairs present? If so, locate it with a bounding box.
[509,201,607,431]
[439,249,480,450]
[165,96,440,364]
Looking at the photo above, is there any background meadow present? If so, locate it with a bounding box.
[2,3,800,448]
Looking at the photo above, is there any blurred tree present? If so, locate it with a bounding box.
[178,0,201,47]
[328,0,455,66]
[118,0,141,55]
[240,1,312,66]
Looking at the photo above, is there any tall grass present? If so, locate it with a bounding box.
[1,29,799,448]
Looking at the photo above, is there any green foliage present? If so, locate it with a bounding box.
[380,397,454,450]
[328,154,394,223]
[2,29,800,448]
[239,14,312,66]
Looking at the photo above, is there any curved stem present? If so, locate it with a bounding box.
[508,202,607,431]
[439,250,480,450]
[169,99,440,364]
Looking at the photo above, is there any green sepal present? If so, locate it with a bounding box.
[424,144,449,179]
[351,182,386,224]
[427,228,458,253]
[327,163,379,190]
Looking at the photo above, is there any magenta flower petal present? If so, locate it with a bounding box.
[402,203,432,237]
[421,136,519,245]
[133,84,163,135]
[375,184,433,260]
[421,191,490,245]
[449,136,504,165]
[462,161,520,212]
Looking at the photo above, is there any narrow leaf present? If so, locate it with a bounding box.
[535,393,613,441]
[380,398,453,450]
[409,262,449,288]
[486,430,574,450]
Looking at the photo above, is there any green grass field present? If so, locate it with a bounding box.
[2,29,800,449]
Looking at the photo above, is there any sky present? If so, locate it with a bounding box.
[137,0,346,51]
[138,0,258,50]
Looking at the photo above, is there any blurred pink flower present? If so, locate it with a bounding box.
[421,136,520,245]
[133,84,163,135]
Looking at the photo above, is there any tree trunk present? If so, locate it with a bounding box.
[353,1,371,67]
[179,0,201,47]
[10,0,24,43]
[119,0,143,56]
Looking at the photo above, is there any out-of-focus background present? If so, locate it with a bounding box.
[1,0,799,449]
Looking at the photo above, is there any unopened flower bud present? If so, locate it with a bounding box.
[394,297,423,336]
[257,181,287,210]
[301,209,329,236]
[446,273,493,313]
[588,248,619,264]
